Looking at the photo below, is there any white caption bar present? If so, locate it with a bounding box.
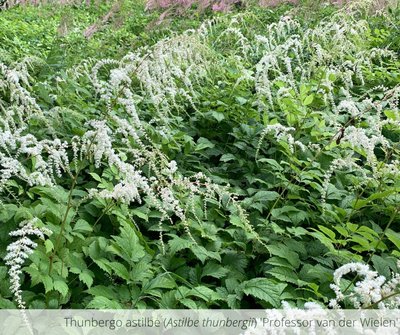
[1,309,400,335]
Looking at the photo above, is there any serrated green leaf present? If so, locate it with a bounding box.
[223,253,248,275]
[265,256,294,269]
[42,275,54,293]
[54,280,68,297]
[87,296,123,309]
[386,229,400,249]
[74,219,93,233]
[168,236,194,254]
[252,191,280,203]
[229,215,246,228]
[210,111,225,122]
[269,267,302,285]
[79,270,94,288]
[241,278,286,307]
[24,266,42,287]
[195,138,215,151]
[226,294,240,309]
[111,222,145,263]
[29,186,69,204]
[188,286,219,302]
[87,286,118,300]
[220,154,236,162]
[266,244,300,269]
[132,209,148,221]
[371,255,397,278]
[191,244,221,263]
[44,240,54,254]
[144,276,176,291]
[179,298,197,309]
[318,225,336,240]
[89,172,102,182]
[109,262,130,281]
[354,189,396,210]
[271,206,308,224]
[201,262,229,279]
[257,158,284,171]
[130,260,153,283]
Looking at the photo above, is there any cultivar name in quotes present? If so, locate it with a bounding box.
[261,317,400,329]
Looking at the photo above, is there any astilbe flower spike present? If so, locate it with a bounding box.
[330,261,400,309]
[4,218,51,335]
[5,218,52,309]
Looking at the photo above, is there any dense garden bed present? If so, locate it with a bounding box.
[0,0,400,310]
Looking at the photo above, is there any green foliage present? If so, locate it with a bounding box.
[0,0,400,310]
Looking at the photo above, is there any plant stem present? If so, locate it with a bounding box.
[366,290,400,309]
[49,170,80,275]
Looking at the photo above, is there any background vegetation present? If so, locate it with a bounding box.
[0,0,400,310]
